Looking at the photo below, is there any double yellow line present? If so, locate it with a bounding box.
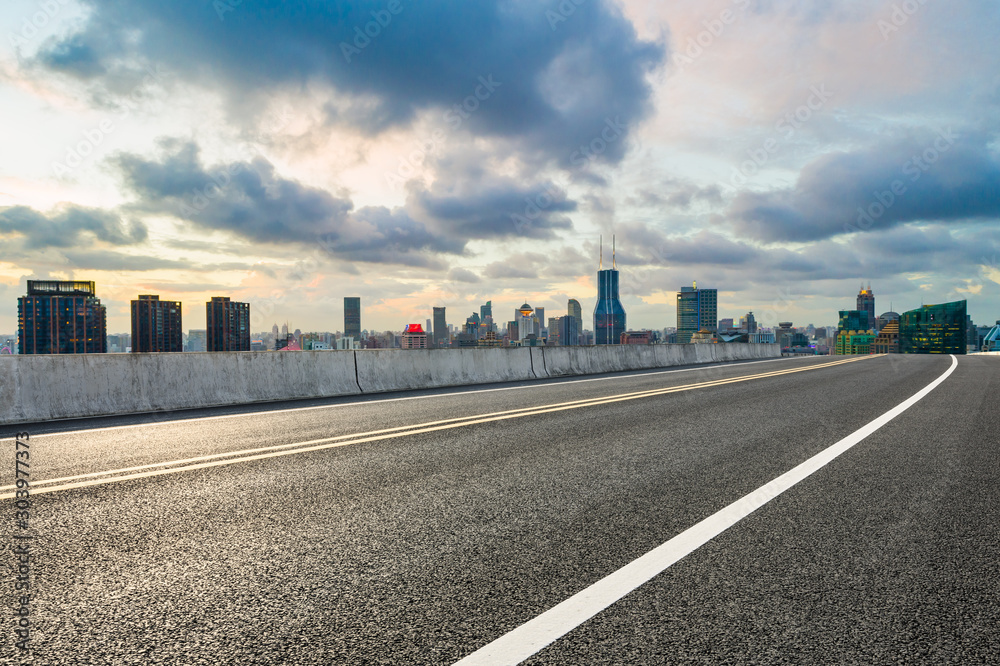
[1,356,875,499]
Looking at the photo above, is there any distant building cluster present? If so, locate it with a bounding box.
[833,285,973,355]
[6,274,994,356]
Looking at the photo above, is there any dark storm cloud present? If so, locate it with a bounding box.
[411,179,576,240]
[113,141,461,265]
[728,130,1000,243]
[36,0,662,167]
[0,204,147,249]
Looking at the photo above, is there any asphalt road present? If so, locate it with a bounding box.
[3,354,997,665]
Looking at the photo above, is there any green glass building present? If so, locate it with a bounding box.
[838,309,871,333]
[898,300,967,354]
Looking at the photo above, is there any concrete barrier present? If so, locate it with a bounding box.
[0,344,780,425]
[539,345,660,377]
[355,348,536,393]
[0,351,360,424]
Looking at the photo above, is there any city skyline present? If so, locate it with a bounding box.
[1,1,999,334]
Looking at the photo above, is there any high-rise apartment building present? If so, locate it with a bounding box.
[18,280,107,354]
[344,297,361,340]
[206,297,250,352]
[131,295,183,353]
[676,282,717,344]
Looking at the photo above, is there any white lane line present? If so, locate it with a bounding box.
[22,357,806,439]
[0,358,870,498]
[453,355,958,666]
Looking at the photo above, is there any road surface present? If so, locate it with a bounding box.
[3,354,998,664]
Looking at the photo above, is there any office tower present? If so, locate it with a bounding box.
[517,303,535,338]
[344,297,361,339]
[676,282,717,344]
[567,299,583,343]
[898,300,967,354]
[857,284,876,330]
[426,319,432,339]
[187,330,207,352]
[594,236,626,345]
[837,310,871,333]
[559,315,579,346]
[547,316,563,346]
[401,324,428,349]
[206,297,250,352]
[433,307,449,347]
[719,318,735,331]
[480,301,492,322]
[18,280,107,354]
[775,322,795,349]
[131,295,183,353]
[508,320,519,342]
[535,307,545,331]
[738,311,758,335]
[464,314,481,340]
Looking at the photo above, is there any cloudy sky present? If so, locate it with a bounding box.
[1,0,998,335]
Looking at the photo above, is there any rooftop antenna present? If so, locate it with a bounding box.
[600,235,603,270]
[612,235,616,269]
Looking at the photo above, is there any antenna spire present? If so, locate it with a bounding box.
[600,235,603,270]
[612,235,616,269]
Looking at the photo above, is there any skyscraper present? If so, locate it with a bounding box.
[206,297,250,352]
[480,300,492,322]
[838,310,871,333]
[433,307,449,348]
[594,237,626,345]
[517,303,535,338]
[548,315,579,347]
[567,299,583,343]
[857,284,876,330]
[187,330,207,352]
[344,297,361,339]
[899,300,967,354]
[18,280,107,354]
[535,307,545,331]
[676,282,717,344]
[131,295,183,353]
[739,311,758,334]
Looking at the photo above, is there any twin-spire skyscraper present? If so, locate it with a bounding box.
[594,235,626,345]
